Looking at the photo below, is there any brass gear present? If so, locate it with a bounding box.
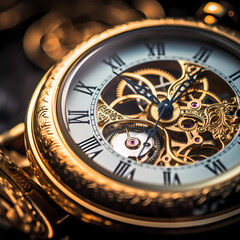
[116,68,176,98]
[171,89,222,133]
[179,88,222,106]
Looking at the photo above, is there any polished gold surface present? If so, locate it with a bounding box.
[24,18,240,230]
[0,149,58,238]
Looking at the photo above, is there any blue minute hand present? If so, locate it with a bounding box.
[113,71,161,105]
[138,67,203,159]
[138,100,168,157]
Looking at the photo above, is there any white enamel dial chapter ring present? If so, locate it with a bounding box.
[25,19,240,233]
[62,21,240,187]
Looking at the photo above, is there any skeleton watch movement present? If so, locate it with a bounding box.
[1,18,240,238]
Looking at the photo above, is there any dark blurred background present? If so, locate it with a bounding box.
[0,0,239,239]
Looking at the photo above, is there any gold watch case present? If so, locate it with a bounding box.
[24,18,240,233]
[0,148,65,238]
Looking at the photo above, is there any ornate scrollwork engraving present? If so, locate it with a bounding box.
[0,150,49,237]
[97,104,125,125]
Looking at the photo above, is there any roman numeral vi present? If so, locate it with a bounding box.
[163,170,181,185]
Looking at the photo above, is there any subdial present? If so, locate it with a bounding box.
[102,122,162,164]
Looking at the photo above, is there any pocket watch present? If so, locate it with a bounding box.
[2,18,240,237]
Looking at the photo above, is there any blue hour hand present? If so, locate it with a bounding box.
[138,67,203,159]
[113,71,161,106]
[169,67,204,104]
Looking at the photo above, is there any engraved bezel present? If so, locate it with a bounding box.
[25,18,240,231]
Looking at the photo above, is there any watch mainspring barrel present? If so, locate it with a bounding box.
[25,19,240,233]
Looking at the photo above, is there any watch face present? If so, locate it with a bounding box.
[60,21,240,188]
[26,19,240,230]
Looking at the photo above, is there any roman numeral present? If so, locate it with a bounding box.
[205,159,227,175]
[146,41,165,56]
[102,53,125,70]
[73,81,97,96]
[229,70,240,81]
[68,110,89,124]
[193,47,213,62]
[78,136,103,160]
[113,160,136,180]
[163,170,181,185]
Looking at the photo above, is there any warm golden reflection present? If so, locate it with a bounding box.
[204,15,217,24]
[203,2,225,16]
[23,0,165,70]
